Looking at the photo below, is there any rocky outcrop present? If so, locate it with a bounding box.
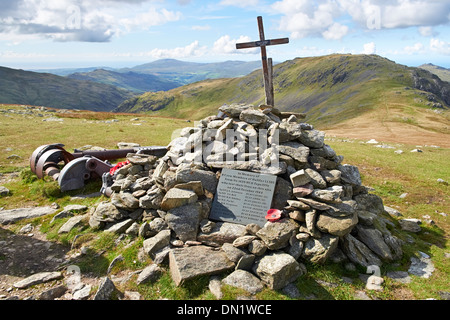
[87,103,405,293]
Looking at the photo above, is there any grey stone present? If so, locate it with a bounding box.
[290,170,311,187]
[316,211,358,237]
[293,184,314,198]
[386,271,411,284]
[221,243,246,263]
[277,143,309,164]
[209,276,223,299]
[0,186,10,197]
[287,235,304,260]
[354,193,385,215]
[311,186,344,203]
[37,285,67,300]
[248,239,267,256]
[104,218,134,234]
[112,191,140,211]
[174,181,204,196]
[304,209,321,238]
[235,254,255,271]
[219,103,249,118]
[197,222,247,247]
[338,164,362,186]
[90,201,126,228]
[341,233,382,267]
[169,245,234,286]
[160,188,198,211]
[13,272,63,289]
[222,270,264,294]
[296,198,332,211]
[233,235,256,248]
[176,165,218,193]
[288,210,305,222]
[0,206,57,225]
[354,225,395,261]
[302,234,339,264]
[384,206,403,217]
[399,218,422,233]
[72,284,92,300]
[256,219,298,250]
[305,168,327,189]
[165,202,202,242]
[286,200,311,210]
[324,200,358,217]
[253,252,305,290]
[310,144,337,159]
[239,108,267,125]
[93,277,117,300]
[299,129,325,148]
[320,170,341,185]
[408,252,435,278]
[58,215,87,234]
[136,264,163,285]
[143,229,171,258]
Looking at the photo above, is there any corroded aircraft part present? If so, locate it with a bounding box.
[35,148,74,180]
[29,144,67,174]
[58,156,113,192]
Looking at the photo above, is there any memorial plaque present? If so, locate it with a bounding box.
[210,168,277,227]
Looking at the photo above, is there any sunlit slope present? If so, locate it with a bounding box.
[115,54,449,131]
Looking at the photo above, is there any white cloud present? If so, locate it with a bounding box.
[403,42,425,54]
[192,25,211,31]
[0,0,183,42]
[418,26,436,37]
[219,0,259,8]
[322,22,349,40]
[144,40,207,59]
[272,0,346,40]
[430,38,450,55]
[272,0,450,40]
[213,35,259,54]
[362,42,376,54]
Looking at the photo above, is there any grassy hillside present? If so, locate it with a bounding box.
[68,69,183,94]
[0,67,135,112]
[115,54,450,129]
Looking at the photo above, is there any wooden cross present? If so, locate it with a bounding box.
[236,16,289,107]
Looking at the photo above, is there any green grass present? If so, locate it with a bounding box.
[0,104,449,300]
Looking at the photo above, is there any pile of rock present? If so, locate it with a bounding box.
[88,103,404,292]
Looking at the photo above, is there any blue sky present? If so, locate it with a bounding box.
[0,0,449,70]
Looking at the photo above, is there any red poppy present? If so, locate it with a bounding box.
[265,209,282,222]
[110,160,130,175]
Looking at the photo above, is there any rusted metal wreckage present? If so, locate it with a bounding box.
[29,143,167,194]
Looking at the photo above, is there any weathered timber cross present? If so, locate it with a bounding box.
[236,16,289,107]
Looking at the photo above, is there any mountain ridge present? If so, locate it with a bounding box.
[114,54,449,128]
[67,69,182,94]
[0,66,135,111]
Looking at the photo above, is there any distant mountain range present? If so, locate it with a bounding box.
[114,54,450,129]
[67,69,181,94]
[1,56,449,123]
[0,60,261,110]
[0,66,134,111]
[32,59,262,94]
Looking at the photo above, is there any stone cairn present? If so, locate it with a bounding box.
[88,103,404,292]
